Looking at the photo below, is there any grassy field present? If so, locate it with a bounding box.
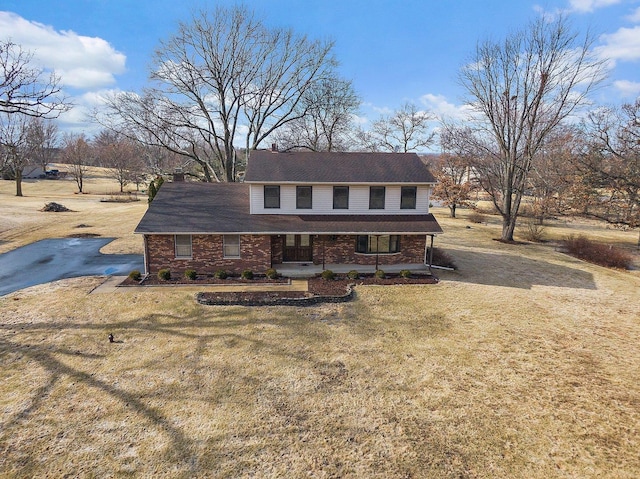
[1,177,639,478]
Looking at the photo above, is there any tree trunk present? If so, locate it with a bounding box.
[501,215,517,242]
[15,169,23,197]
[449,204,456,218]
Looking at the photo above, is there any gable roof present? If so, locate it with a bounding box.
[244,150,437,184]
[135,182,442,235]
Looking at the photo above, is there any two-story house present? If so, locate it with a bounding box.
[134,150,443,276]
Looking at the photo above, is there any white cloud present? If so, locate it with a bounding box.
[627,6,640,22]
[567,0,621,13]
[596,25,640,63]
[56,89,123,136]
[613,79,640,96]
[419,93,473,120]
[0,11,126,89]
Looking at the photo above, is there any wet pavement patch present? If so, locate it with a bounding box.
[0,238,143,296]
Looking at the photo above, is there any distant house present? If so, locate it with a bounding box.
[135,150,443,276]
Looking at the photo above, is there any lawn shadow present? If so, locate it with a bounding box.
[436,247,597,290]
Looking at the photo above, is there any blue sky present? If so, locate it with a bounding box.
[1,0,639,138]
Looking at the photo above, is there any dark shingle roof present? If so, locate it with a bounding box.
[135,183,442,235]
[244,150,437,184]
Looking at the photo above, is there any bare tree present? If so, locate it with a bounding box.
[60,133,92,193]
[577,100,640,240]
[0,39,70,118]
[28,117,58,173]
[528,126,582,223]
[361,103,435,153]
[94,130,144,192]
[0,112,38,196]
[430,150,474,218]
[456,14,606,241]
[98,6,336,182]
[272,75,360,151]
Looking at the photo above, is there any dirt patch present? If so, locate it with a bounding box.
[40,202,73,212]
[67,233,102,238]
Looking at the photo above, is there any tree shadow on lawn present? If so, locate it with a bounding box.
[0,308,340,475]
[436,247,597,290]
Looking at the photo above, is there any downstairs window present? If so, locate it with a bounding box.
[355,235,400,254]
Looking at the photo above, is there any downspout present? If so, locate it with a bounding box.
[428,235,434,274]
[143,234,150,275]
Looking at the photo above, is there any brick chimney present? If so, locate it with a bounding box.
[172,167,184,182]
[271,143,278,152]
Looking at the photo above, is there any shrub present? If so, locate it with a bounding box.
[467,211,486,224]
[522,219,546,242]
[214,269,228,279]
[241,269,254,280]
[184,269,197,280]
[374,269,386,279]
[430,247,457,269]
[346,270,360,280]
[128,270,141,281]
[265,268,278,279]
[157,269,171,281]
[562,235,633,269]
[399,269,412,278]
[321,269,336,280]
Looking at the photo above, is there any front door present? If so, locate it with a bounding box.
[283,234,313,262]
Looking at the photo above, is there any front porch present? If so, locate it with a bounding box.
[274,262,433,278]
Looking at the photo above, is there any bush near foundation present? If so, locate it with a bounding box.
[265,268,279,279]
[157,269,171,281]
[214,269,228,279]
[241,269,254,280]
[321,269,336,280]
[184,269,197,280]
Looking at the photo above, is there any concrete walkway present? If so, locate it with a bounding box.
[91,276,309,294]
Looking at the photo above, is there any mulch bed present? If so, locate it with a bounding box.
[123,274,290,286]
[196,273,439,306]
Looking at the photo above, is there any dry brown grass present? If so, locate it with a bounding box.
[1,189,640,477]
[0,169,146,255]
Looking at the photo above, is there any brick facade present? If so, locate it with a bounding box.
[145,233,427,275]
[312,234,426,265]
[145,234,272,275]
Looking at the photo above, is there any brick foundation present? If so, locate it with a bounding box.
[145,233,428,276]
[145,234,272,275]
[313,234,426,265]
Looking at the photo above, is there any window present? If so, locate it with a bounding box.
[333,186,349,209]
[296,186,312,209]
[401,186,417,209]
[223,234,240,258]
[175,235,192,258]
[369,186,385,209]
[356,235,400,254]
[264,185,280,209]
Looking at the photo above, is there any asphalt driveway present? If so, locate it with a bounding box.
[0,238,143,296]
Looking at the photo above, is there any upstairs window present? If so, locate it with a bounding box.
[296,186,312,209]
[175,234,192,258]
[223,234,240,258]
[401,186,417,209]
[356,235,400,254]
[264,185,280,209]
[369,186,385,209]
[333,186,349,209]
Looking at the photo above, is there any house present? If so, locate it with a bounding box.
[134,150,443,277]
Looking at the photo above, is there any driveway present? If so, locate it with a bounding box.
[0,238,144,296]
